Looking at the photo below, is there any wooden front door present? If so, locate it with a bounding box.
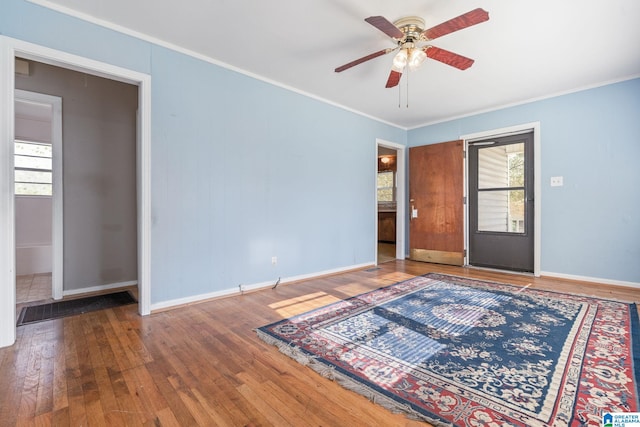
[409,140,464,265]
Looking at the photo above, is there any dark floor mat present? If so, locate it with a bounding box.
[17,291,137,326]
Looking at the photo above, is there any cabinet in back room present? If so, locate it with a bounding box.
[378,211,396,243]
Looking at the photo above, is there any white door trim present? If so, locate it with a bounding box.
[375,139,406,262]
[15,89,63,299]
[0,36,152,348]
[461,122,541,277]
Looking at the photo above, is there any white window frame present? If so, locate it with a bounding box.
[14,138,53,197]
[377,170,396,202]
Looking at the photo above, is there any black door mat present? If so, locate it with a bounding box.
[17,291,137,326]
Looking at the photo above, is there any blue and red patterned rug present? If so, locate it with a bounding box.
[257,273,640,426]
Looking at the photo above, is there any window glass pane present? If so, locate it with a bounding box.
[15,155,52,170]
[377,171,395,202]
[377,188,393,202]
[478,143,524,189]
[15,170,52,184]
[508,150,524,188]
[15,182,52,196]
[478,189,525,233]
[377,171,394,188]
[15,141,52,158]
[15,140,53,196]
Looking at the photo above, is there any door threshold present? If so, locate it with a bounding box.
[467,265,534,277]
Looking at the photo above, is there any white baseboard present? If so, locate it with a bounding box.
[540,271,639,289]
[150,262,375,313]
[63,280,137,297]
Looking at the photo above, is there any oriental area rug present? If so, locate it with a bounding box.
[256,273,640,427]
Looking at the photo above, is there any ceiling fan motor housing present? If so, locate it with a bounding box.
[393,16,427,43]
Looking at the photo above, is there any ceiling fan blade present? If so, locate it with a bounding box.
[425,46,474,70]
[334,48,394,73]
[365,16,405,39]
[385,70,402,88]
[423,8,489,41]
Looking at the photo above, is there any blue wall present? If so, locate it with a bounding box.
[149,46,405,302]
[2,0,405,304]
[2,0,637,306]
[409,78,640,283]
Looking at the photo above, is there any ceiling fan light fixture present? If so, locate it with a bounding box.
[408,48,427,71]
[392,49,408,70]
[334,9,490,89]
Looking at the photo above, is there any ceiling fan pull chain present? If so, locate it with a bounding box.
[406,68,409,108]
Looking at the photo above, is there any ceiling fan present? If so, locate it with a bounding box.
[335,8,489,88]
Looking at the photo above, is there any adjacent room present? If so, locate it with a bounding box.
[0,0,638,426]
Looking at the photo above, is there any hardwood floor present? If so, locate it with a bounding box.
[1,261,638,426]
[377,242,396,264]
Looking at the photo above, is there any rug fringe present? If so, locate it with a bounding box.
[255,329,453,427]
[428,272,638,304]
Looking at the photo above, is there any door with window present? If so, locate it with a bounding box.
[468,132,534,272]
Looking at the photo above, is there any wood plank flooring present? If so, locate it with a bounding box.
[1,260,638,426]
[377,242,396,264]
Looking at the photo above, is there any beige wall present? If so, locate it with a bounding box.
[16,61,138,291]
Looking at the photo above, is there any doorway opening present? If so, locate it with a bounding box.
[376,140,406,264]
[1,36,151,348]
[14,89,62,307]
[14,58,140,314]
[377,146,397,263]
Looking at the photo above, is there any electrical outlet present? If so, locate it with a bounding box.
[271,256,277,265]
[550,176,564,187]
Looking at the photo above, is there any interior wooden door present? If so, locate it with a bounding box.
[409,140,464,265]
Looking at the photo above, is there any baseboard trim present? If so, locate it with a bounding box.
[62,280,138,298]
[150,262,375,313]
[540,271,639,289]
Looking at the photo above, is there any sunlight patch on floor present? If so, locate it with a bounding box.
[378,271,415,285]
[269,292,342,317]
[335,282,377,296]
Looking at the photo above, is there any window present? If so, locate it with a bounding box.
[14,139,52,196]
[377,171,395,202]
[477,143,525,233]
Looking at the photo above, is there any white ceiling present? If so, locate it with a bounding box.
[33,0,640,128]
